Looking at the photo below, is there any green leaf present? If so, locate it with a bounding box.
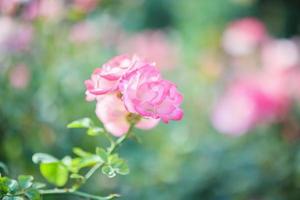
[67,118,93,129]
[32,153,57,164]
[18,175,33,190]
[87,127,103,136]
[0,177,9,194]
[69,158,81,173]
[96,147,108,163]
[73,148,91,158]
[61,156,72,168]
[7,179,19,194]
[78,156,101,168]
[115,162,129,175]
[101,165,116,178]
[40,162,68,187]
[72,148,101,169]
[70,174,84,181]
[109,154,129,175]
[25,188,41,200]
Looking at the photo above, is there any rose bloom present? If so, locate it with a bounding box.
[120,66,183,123]
[96,94,159,136]
[86,54,183,134]
[85,54,152,101]
[222,17,267,56]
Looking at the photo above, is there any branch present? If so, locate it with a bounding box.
[40,189,120,200]
[108,124,134,154]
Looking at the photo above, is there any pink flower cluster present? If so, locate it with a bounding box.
[212,69,300,136]
[212,17,300,136]
[85,54,183,136]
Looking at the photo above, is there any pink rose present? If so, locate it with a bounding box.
[84,54,153,100]
[85,68,118,97]
[96,94,159,137]
[120,66,183,123]
[100,54,137,80]
[86,54,184,133]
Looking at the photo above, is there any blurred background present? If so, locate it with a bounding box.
[1,0,300,199]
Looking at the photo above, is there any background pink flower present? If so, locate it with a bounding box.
[261,39,300,71]
[23,0,64,22]
[212,86,257,135]
[222,17,267,56]
[0,0,21,15]
[9,63,31,89]
[212,72,290,135]
[72,0,99,13]
[0,17,33,52]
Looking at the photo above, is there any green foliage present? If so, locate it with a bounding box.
[1,117,132,199]
[101,154,130,178]
[26,117,131,200]
[32,153,58,164]
[40,162,68,187]
[67,118,104,137]
[32,153,69,187]
[0,175,44,200]
[96,147,108,163]
[18,176,34,190]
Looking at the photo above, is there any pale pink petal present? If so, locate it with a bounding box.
[135,118,160,129]
[95,94,129,137]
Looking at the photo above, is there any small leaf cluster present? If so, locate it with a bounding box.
[0,175,45,200]
[0,117,132,200]
[32,118,130,189]
[97,148,129,178]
